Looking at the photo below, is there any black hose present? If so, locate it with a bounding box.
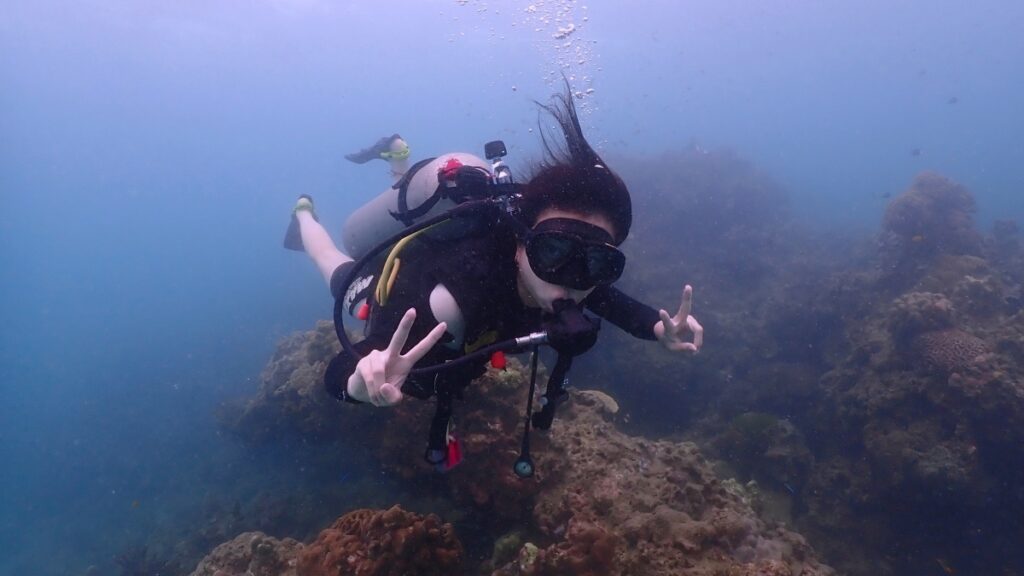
[513,347,541,478]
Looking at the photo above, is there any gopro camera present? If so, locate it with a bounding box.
[484,140,507,160]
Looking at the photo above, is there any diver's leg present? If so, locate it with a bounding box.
[387,137,410,180]
[293,198,353,288]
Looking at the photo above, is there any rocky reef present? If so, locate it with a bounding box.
[190,532,302,576]
[879,172,984,289]
[650,167,1024,575]
[188,506,461,576]
[553,153,1024,575]
[508,391,830,576]
[204,338,834,574]
[298,506,463,576]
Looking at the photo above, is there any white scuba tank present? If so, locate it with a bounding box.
[341,153,491,259]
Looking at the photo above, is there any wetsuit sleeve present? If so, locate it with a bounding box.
[584,285,660,341]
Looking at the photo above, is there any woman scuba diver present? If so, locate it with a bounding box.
[283,86,703,474]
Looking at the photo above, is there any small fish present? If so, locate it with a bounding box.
[131,500,140,509]
[881,191,892,199]
[910,148,922,157]
[912,235,925,243]
[783,482,796,495]
[947,96,959,105]
[936,558,956,574]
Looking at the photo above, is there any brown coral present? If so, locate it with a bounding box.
[888,292,956,339]
[226,327,836,576]
[296,505,463,576]
[189,532,303,576]
[511,391,835,576]
[881,172,981,255]
[879,173,983,288]
[912,329,989,374]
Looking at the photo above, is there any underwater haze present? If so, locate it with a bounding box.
[2,1,1024,575]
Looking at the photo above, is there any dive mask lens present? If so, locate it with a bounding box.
[584,244,626,285]
[526,232,625,289]
[527,232,577,272]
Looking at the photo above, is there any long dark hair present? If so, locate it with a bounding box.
[517,84,633,245]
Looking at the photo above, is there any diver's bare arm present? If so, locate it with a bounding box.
[295,210,353,288]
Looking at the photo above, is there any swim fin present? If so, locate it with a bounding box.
[283,195,317,251]
[345,133,403,164]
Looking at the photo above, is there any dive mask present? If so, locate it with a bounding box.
[521,217,625,290]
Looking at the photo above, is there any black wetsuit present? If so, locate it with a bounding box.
[324,217,660,403]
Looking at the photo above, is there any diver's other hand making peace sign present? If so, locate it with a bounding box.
[346,308,448,407]
[654,284,704,353]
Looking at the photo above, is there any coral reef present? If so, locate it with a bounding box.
[791,175,1024,573]
[912,328,990,374]
[218,329,835,575]
[888,291,956,339]
[879,172,983,288]
[508,392,833,576]
[189,532,302,576]
[602,164,1024,575]
[297,506,464,576]
[218,321,377,444]
[188,507,462,576]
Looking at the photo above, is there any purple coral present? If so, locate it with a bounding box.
[912,329,989,374]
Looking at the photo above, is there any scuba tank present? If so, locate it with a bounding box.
[341,153,493,259]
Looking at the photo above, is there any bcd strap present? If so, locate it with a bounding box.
[532,353,573,430]
[390,157,439,227]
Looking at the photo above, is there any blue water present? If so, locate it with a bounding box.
[2,1,1023,574]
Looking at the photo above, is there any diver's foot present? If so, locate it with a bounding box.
[345,134,408,164]
[294,194,315,215]
[283,195,317,251]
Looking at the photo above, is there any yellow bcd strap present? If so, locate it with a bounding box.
[374,222,442,306]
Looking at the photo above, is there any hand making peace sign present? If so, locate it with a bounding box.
[654,284,704,353]
[346,308,448,407]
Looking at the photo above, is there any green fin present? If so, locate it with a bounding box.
[345,133,403,164]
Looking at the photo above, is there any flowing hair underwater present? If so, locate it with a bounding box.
[517,83,633,245]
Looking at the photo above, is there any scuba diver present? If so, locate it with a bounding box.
[284,87,703,475]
